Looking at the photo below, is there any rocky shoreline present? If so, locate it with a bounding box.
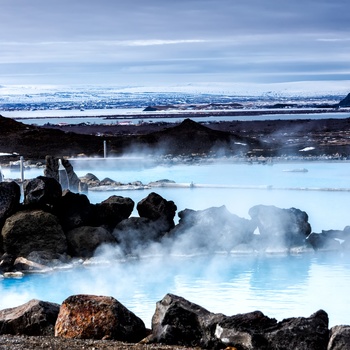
[0,293,349,350]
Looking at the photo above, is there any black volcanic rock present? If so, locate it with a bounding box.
[0,299,60,336]
[339,93,350,107]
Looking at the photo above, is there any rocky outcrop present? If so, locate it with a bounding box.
[13,256,52,272]
[328,325,350,350]
[44,156,81,192]
[168,206,255,253]
[26,250,69,267]
[248,204,311,250]
[53,190,92,231]
[23,176,62,208]
[149,293,276,348]
[215,311,277,349]
[149,293,224,348]
[147,293,329,349]
[265,309,329,350]
[0,181,21,227]
[60,158,81,192]
[1,209,67,257]
[0,299,60,336]
[110,193,177,255]
[112,216,174,255]
[307,227,350,251]
[66,226,117,258]
[90,195,135,229]
[137,192,177,228]
[0,252,15,273]
[2,169,350,271]
[55,295,147,342]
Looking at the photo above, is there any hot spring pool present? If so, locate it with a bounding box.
[1,160,350,328]
[1,252,350,328]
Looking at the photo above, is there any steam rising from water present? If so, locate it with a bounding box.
[1,252,350,328]
[2,160,350,328]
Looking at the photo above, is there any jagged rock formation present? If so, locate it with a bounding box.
[147,293,329,349]
[0,299,60,336]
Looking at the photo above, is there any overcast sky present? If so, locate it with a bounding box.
[0,0,349,91]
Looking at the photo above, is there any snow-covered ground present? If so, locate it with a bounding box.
[0,81,348,104]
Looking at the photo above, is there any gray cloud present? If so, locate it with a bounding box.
[0,0,349,88]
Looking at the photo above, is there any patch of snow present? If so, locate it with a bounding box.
[299,147,316,152]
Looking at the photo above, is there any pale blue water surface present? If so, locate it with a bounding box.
[2,160,350,328]
[3,111,350,126]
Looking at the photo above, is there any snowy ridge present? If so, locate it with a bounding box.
[0,81,348,112]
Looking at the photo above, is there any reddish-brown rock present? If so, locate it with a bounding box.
[55,295,147,342]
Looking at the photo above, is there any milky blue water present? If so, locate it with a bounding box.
[6,159,350,231]
[2,160,350,328]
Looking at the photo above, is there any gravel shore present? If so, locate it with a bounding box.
[0,335,196,350]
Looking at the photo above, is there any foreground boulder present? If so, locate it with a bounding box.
[215,311,278,349]
[265,309,329,350]
[148,293,330,349]
[248,205,312,250]
[1,209,67,257]
[0,299,60,336]
[328,325,350,350]
[149,293,277,349]
[55,295,147,342]
[149,293,225,348]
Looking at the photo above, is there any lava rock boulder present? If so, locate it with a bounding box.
[55,294,147,342]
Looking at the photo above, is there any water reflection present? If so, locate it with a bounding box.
[1,252,349,327]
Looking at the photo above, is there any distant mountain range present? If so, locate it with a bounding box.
[0,86,346,113]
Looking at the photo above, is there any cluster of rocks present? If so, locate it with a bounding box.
[0,176,178,273]
[0,293,349,349]
[1,156,350,274]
